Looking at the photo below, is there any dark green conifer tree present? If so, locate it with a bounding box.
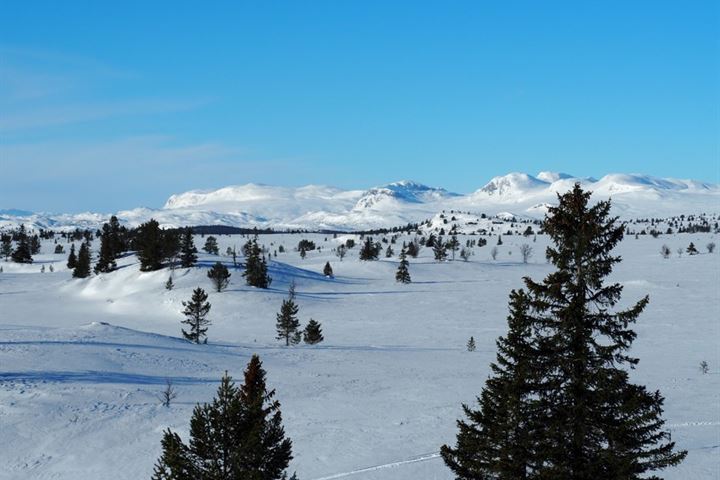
[73,241,92,278]
[179,227,198,268]
[243,239,271,288]
[442,184,686,479]
[94,227,117,274]
[433,236,448,262]
[276,283,301,346]
[1,233,13,260]
[686,242,699,255]
[395,246,411,284]
[303,319,324,345]
[359,237,379,260]
[30,235,41,255]
[207,261,231,292]
[151,355,295,480]
[442,290,539,478]
[181,287,211,344]
[10,225,33,263]
[66,243,77,269]
[135,219,165,271]
[323,261,333,277]
[203,236,219,255]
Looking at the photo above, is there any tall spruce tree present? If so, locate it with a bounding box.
[442,289,540,478]
[276,283,301,346]
[151,355,295,480]
[94,223,118,274]
[442,184,686,479]
[207,261,231,292]
[243,239,271,288]
[73,241,92,278]
[395,246,411,284]
[181,287,211,344]
[10,225,33,264]
[179,227,198,268]
[66,243,77,269]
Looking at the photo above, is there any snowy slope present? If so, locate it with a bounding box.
[2,172,718,232]
[1,231,718,479]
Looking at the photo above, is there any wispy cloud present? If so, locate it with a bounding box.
[0,45,209,131]
[0,97,211,131]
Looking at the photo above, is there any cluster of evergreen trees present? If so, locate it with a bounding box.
[94,216,128,274]
[3,224,38,263]
[275,283,324,346]
[441,184,686,479]
[359,237,382,261]
[152,355,296,480]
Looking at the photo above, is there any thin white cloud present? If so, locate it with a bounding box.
[0,97,211,131]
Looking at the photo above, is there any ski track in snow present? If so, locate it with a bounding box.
[312,421,720,480]
[309,452,443,480]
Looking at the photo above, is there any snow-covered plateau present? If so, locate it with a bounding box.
[2,172,718,232]
[0,225,718,479]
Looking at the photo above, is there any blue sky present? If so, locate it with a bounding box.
[1,1,718,212]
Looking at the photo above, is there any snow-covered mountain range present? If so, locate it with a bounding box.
[2,172,718,231]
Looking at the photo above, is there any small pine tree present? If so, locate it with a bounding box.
[203,236,219,255]
[323,261,333,277]
[276,283,301,346]
[165,276,174,291]
[1,234,13,260]
[466,336,476,352]
[67,244,77,269]
[395,246,411,284]
[54,244,65,254]
[179,227,198,268]
[181,287,211,344]
[433,237,448,262]
[10,225,33,264]
[385,245,394,258]
[72,242,92,278]
[207,261,231,292]
[660,244,671,259]
[686,242,699,255]
[151,356,294,480]
[447,235,460,261]
[303,319,324,345]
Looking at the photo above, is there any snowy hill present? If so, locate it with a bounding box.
[2,172,718,232]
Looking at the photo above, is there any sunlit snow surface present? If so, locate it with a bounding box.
[0,232,718,479]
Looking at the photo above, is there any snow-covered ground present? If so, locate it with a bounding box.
[1,232,718,479]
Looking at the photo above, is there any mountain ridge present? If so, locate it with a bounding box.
[2,172,718,232]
